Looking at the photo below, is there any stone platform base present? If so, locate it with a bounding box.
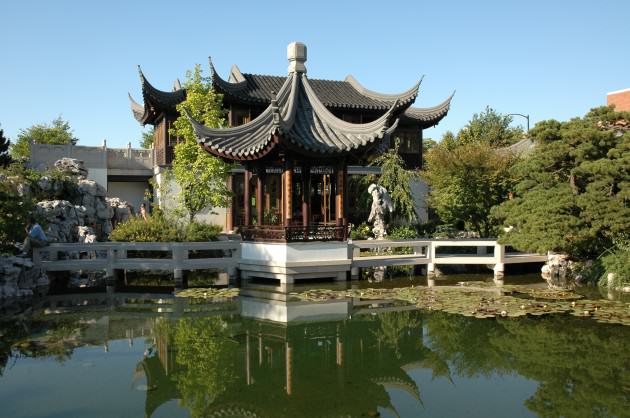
[239,241,351,284]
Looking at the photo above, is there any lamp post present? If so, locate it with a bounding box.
[508,113,530,133]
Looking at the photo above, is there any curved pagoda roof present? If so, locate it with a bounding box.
[129,47,453,128]
[129,66,186,125]
[187,67,408,160]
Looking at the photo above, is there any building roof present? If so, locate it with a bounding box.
[130,60,453,127]
[187,70,406,160]
[129,66,186,125]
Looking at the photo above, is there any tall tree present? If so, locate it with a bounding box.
[367,139,419,222]
[170,65,233,222]
[491,106,630,259]
[421,107,521,236]
[139,127,154,149]
[0,128,11,168]
[10,117,78,160]
[422,137,437,168]
[455,106,523,148]
[423,141,515,237]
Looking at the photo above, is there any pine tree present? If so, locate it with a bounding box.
[492,106,630,259]
[0,128,12,168]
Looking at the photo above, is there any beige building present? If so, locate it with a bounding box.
[30,141,153,212]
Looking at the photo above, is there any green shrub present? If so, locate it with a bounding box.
[598,249,630,288]
[388,225,418,240]
[185,222,221,242]
[0,183,34,253]
[110,214,222,243]
[109,213,182,242]
[350,222,372,240]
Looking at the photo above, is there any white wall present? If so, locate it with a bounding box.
[152,166,228,230]
[89,168,108,191]
[107,181,149,212]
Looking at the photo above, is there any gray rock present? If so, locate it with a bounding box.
[54,157,88,178]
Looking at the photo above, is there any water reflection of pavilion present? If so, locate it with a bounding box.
[139,286,443,418]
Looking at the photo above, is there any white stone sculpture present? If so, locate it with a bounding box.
[367,184,394,240]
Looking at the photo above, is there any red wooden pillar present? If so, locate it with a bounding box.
[335,161,347,226]
[283,158,293,226]
[226,175,234,231]
[243,166,251,227]
[256,167,264,226]
[302,165,311,227]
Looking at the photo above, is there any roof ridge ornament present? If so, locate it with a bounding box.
[344,74,422,103]
[287,42,307,74]
[229,64,246,83]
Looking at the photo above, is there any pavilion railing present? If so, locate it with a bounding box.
[241,224,349,242]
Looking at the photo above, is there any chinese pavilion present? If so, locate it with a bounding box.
[130,42,451,245]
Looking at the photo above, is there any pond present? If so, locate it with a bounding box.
[1,275,629,418]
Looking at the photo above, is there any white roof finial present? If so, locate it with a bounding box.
[287,42,307,74]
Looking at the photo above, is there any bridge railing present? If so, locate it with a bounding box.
[350,238,547,274]
[33,241,241,287]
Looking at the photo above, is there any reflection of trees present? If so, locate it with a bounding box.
[373,310,422,358]
[426,313,630,417]
[172,317,239,418]
[0,317,89,371]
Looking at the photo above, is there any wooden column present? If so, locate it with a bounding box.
[256,168,264,226]
[285,341,293,396]
[302,165,311,227]
[245,331,252,385]
[226,175,234,231]
[283,158,293,226]
[335,161,347,226]
[243,166,251,227]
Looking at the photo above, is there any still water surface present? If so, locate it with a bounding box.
[1,276,629,418]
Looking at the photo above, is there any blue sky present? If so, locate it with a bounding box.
[1,0,628,148]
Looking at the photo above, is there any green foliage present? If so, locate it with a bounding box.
[422,137,437,167]
[493,106,630,258]
[424,141,515,237]
[184,222,221,242]
[0,128,12,168]
[454,106,523,148]
[139,127,154,149]
[170,65,233,222]
[172,317,238,418]
[110,212,221,242]
[350,222,371,240]
[368,138,419,221]
[10,117,78,160]
[598,247,630,288]
[388,224,419,240]
[347,175,372,224]
[109,212,182,242]
[0,179,33,253]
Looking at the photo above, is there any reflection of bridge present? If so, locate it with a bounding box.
[31,284,455,418]
[141,291,431,418]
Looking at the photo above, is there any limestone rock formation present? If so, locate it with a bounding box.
[54,157,88,178]
[33,162,133,242]
[541,253,583,290]
[35,200,87,243]
[368,184,394,240]
[0,256,48,299]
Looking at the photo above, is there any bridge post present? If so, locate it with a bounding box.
[493,243,505,279]
[350,245,360,280]
[228,243,240,282]
[427,242,437,277]
[105,247,118,290]
[172,243,187,289]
